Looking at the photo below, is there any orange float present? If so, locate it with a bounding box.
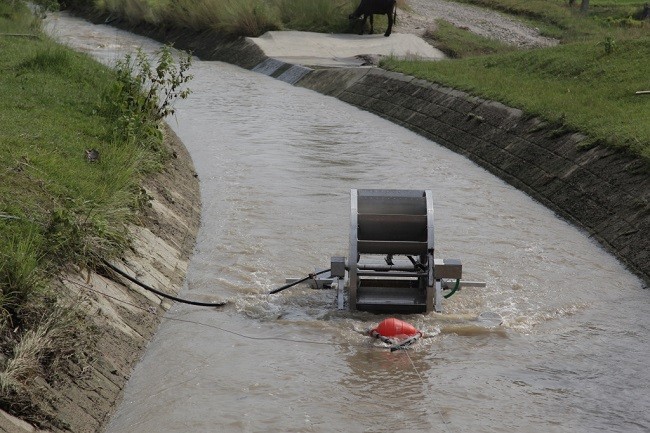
[370,318,422,343]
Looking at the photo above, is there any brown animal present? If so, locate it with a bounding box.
[85,149,100,163]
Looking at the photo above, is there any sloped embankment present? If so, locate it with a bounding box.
[0,125,201,433]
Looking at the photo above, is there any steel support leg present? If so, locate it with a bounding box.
[335,277,345,310]
[435,279,442,313]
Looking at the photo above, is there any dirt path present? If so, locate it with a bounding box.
[395,0,558,48]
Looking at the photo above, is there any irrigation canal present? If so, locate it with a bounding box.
[44,12,649,433]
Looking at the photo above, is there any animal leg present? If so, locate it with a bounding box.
[369,14,374,34]
[384,10,394,36]
[359,14,368,35]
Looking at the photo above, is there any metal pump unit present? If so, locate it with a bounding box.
[334,189,482,313]
[288,189,485,313]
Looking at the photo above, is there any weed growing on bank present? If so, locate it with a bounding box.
[425,19,517,58]
[102,45,192,166]
[0,1,192,424]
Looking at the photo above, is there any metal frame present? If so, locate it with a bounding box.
[349,189,436,313]
[289,189,483,313]
[349,189,359,310]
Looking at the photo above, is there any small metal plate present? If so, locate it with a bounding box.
[331,256,346,277]
[434,258,462,279]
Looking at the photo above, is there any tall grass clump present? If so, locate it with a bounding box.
[0,300,89,421]
[66,0,358,36]
[215,0,281,37]
[97,0,169,24]
[43,197,133,267]
[163,0,227,30]
[0,231,44,326]
[275,0,356,33]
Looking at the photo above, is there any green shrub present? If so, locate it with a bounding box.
[275,0,355,33]
[101,45,192,155]
[598,35,616,53]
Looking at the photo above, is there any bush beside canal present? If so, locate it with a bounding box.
[61,0,361,35]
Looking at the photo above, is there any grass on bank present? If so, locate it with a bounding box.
[382,37,650,158]
[383,0,650,160]
[425,19,518,58]
[0,1,190,425]
[65,0,361,35]
[57,0,650,160]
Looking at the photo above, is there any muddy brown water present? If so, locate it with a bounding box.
[44,13,649,433]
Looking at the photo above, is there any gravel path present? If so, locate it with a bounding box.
[395,0,558,48]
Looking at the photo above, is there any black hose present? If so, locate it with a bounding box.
[102,260,227,307]
[269,269,331,295]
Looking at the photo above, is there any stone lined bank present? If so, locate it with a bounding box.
[297,67,649,285]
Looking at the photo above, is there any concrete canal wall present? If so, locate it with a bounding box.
[155,29,648,285]
[297,67,649,286]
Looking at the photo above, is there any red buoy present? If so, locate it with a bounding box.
[370,318,421,342]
